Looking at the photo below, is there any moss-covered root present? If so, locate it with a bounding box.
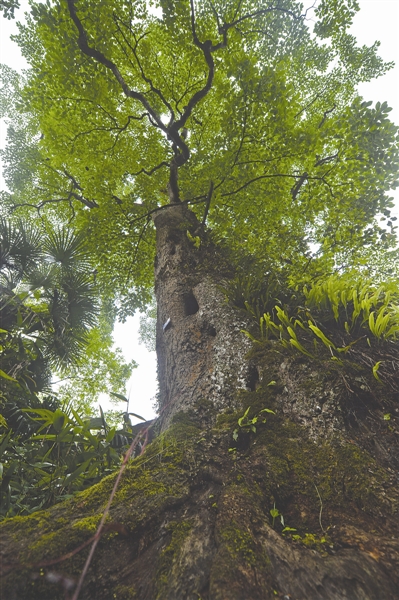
[209,485,398,599]
[1,409,399,599]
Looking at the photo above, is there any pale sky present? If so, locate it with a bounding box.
[1,0,398,421]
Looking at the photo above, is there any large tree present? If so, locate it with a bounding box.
[1,1,399,598]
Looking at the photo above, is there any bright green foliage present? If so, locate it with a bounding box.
[243,274,399,385]
[232,405,275,442]
[1,0,398,316]
[303,275,399,339]
[55,320,136,415]
[0,401,139,518]
[138,299,157,352]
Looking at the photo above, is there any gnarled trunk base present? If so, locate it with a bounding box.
[1,345,399,599]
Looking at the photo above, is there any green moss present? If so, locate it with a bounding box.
[1,344,397,600]
[112,584,137,599]
[3,512,52,537]
[26,529,71,561]
[290,532,332,556]
[71,515,101,532]
[220,522,259,567]
[155,520,193,598]
[216,409,240,429]
[246,413,397,522]
[169,408,203,435]
[22,516,104,564]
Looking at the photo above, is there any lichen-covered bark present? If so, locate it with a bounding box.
[152,204,254,430]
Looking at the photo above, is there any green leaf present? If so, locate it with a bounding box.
[128,412,147,422]
[0,369,16,382]
[289,338,314,358]
[0,432,12,460]
[308,323,336,349]
[372,361,382,382]
[106,427,116,443]
[109,392,129,402]
[85,417,106,430]
[53,411,67,433]
[238,407,251,427]
[63,459,92,486]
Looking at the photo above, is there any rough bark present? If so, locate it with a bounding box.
[1,208,399,599]
[152,204,254,430]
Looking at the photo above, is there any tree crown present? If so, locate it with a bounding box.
[1,0,398,315]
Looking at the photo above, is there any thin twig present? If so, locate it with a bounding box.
[201,181,214,228]
[314,483,326,534]
[71,425,152,600]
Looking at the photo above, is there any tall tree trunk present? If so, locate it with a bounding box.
[152,204,255,430]
[1,208,399,599]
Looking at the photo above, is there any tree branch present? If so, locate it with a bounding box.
[201,181,214,229]
[318,104,337,128]
[71,112,150,147]
[66,0,167,135]
[172,0,217,134]
[112,12,175,122]
[315,152,339,167]
[130,161,170,178]
[11,196,76,215]
[63,170,98,208]
[228,5,300,28]
[221,173,335,198]
[291,172,308,200]
[63,169,83,191]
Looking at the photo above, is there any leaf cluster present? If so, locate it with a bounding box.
[0,401,146,518]
[243,273,399,390]
[0,0,19,20]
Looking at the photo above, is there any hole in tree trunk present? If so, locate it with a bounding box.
[183,291,199,316]
[246,365,259,392]
[201,323,217,337]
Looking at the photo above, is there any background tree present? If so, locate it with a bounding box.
[0,220,97,418]
[0,0,19,19]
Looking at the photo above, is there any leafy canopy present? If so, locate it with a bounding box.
[1,0,398,316]
[0,0,20,20]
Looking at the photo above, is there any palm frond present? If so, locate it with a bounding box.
[44,228,90,271]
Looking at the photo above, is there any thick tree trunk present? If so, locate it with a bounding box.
[152,204,255,430]
[1,207,399,599]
